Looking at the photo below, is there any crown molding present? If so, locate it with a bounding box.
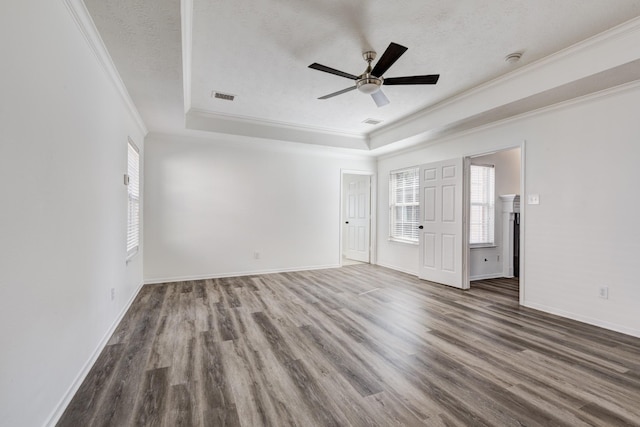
[61,0,148,136]
[188,108,367,139]
[447,15,640,108]
[146,130,377,160]
[375,79,640,161]
[186,108,370,150]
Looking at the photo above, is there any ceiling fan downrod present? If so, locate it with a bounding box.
[356,51,383,94]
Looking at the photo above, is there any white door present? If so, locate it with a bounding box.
[418,158,466,288]
[344,174,370,263]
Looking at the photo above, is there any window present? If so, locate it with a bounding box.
[127,139,140,257]
[389,167,420,243]
[469,164,495,246]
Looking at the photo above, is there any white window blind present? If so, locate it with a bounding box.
[389,167,420,242]
[127,140,140,256]
[470,164,495,245]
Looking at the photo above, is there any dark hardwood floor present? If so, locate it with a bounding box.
[58,265,640,426]
[471,276,519,300]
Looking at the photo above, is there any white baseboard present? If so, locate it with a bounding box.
[45,280,145,427]
[470,273,508,281]
[143,264,341,285]
[523,301,640,339]
[375,262,418,277]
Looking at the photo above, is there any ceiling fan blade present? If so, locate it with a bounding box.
[371,42,408,77]
[384,74,440,85]
[318,86,357,99]
[371,90,390,107]
[309,63,359,80]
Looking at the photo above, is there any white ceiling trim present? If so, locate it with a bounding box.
[449,15,640,106]
[368,15,640,151]
[186,108,370,150]
[376,78,640,160]
[61,0,148,136]
[148,130,377,160]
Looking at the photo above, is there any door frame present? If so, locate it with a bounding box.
[340,170,377,266]
[463,141,526,304]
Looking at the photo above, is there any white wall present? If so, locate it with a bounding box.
[377,82,640,337]
[469,149,521,280]
[0,1,145,426]
[144,133,375,283]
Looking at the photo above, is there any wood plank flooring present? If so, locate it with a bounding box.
[58,265,640,426]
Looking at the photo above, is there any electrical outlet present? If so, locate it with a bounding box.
[598,286,608,299]
[110,288,116,301]
[253,251,261,260]
[497,255,500,262]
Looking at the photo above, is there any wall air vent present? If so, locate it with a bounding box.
[212,91,235,101]
[362,118,382,125]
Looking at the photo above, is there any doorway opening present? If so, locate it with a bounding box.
[340,171,375,266]
[465,145,523,302]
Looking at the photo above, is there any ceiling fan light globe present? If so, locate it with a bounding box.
[358,83,380,94]
[356,77,382,94]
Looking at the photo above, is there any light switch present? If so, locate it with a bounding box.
[528,194,540,205]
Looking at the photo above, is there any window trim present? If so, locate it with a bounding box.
[126,138,140,261]
[389,166,420,244]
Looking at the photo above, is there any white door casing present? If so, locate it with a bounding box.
[418,158,465,288]
[344,174,370,262]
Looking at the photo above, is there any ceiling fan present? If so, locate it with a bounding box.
[309,42,440,107]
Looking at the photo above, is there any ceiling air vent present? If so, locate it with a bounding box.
[212,91,235,101]
[362,118,382,125]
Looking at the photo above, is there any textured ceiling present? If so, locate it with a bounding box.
[84,0,183,133]
[84,0,640,146]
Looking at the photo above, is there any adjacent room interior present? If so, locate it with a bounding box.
[2,1,640,426]
[469,147,521,299]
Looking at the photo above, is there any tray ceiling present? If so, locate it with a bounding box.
[84,0,640,150]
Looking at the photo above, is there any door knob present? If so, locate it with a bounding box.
[418,225,424,229]
[345,221,349,224]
